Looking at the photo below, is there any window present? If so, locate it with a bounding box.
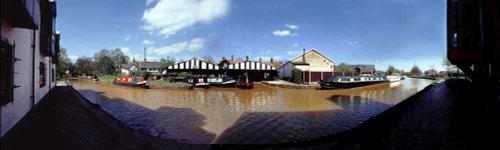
[354,78,361,81]
[40,62,46,87]
[1,40,14,105]
[52,68,55,82]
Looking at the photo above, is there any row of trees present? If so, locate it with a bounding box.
[56,47,215,77]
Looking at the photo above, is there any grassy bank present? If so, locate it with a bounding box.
[148,80,189,86]
[97,74,117,83]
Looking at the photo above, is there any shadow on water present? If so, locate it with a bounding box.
[77,89,217,144]
[214,95,393,145]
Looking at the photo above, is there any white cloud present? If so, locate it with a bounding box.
[187,37,206,52]
[347,40,362,47]
[292,43,299,47]
[285,23,299,30]
[286,50,301,55]
[150,37,206,56]
[124,34,132,41]
[141,40,155,45]
[272,30,298,37]
[142,0,229,38]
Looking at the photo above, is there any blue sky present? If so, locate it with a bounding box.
[57,0,447,71]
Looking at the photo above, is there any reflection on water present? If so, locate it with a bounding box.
[72,78,431,144]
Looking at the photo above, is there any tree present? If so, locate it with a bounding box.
[409,65,423,77]
[74,57,93,75]
[160,56,176,74]
[201,55,215,63]
[94,49,115,74]
[336,63,354,72]
[56,47,72,77]
[290,67,303,84]
[110,48,129,74]
[386,65,400,75]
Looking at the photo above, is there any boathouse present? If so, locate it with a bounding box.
[219,56,278,81]
[278,49,334,84]
[1,0,59,137]
[166,58,220,76]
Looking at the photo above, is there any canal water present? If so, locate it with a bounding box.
[72,78,431,144]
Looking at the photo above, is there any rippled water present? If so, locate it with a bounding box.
[72,78,431,144]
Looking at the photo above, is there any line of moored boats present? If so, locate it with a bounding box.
[111,73,405,90]
[112,76,254,89]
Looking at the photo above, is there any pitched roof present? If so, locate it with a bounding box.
[290,48,334,65]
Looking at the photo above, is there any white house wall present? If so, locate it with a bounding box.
[1,23,55,137]
[291,50,334,72]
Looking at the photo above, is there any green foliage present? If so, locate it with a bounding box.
[160,56,176,72]
[386,65,401,75]
[409,65,423,77]
[290,67,303,84]
[336,63,354,72]
[177,72,190,78]
[75,57,93,75]
[56,47,72,77]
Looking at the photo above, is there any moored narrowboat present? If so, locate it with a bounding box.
[207,76,236,87]
[113,76,149,89]
[185,77,210,89]
[236,76,253,89]
[319,76,388,89]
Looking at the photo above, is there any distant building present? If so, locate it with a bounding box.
[439,71,448,77]
[1,0,59,137]
[425,69,438,77]
[121,61,162,79]
[278,49,334,84]
[334,64,377,76]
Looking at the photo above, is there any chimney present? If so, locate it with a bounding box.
[270,58,274,63]
[245,55,249,61]
[302,48,306,63]
[222,57,226,60]
[231,55,234,61]
[259,57,262,62]
[144,47,147,62]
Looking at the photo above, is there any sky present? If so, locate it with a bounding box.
[57,0,447,71]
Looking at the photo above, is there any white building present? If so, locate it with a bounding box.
[278,49,335,84]
[1,0,59,137]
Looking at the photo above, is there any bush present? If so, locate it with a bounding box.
[290,67,303,84]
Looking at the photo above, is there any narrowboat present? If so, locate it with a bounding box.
[386,73,402,82]
[207,77,236,87]
[185,77,210,89]
[318,76,388,89]
[113,76,149,89]
[236,76,253,89]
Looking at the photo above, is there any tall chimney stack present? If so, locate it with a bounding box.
[245,55,249,61]
[302,48,306,63]
[231,55,234,61]
[259,57,262,62]
[270,58,274,63]
[144,47,147,62]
